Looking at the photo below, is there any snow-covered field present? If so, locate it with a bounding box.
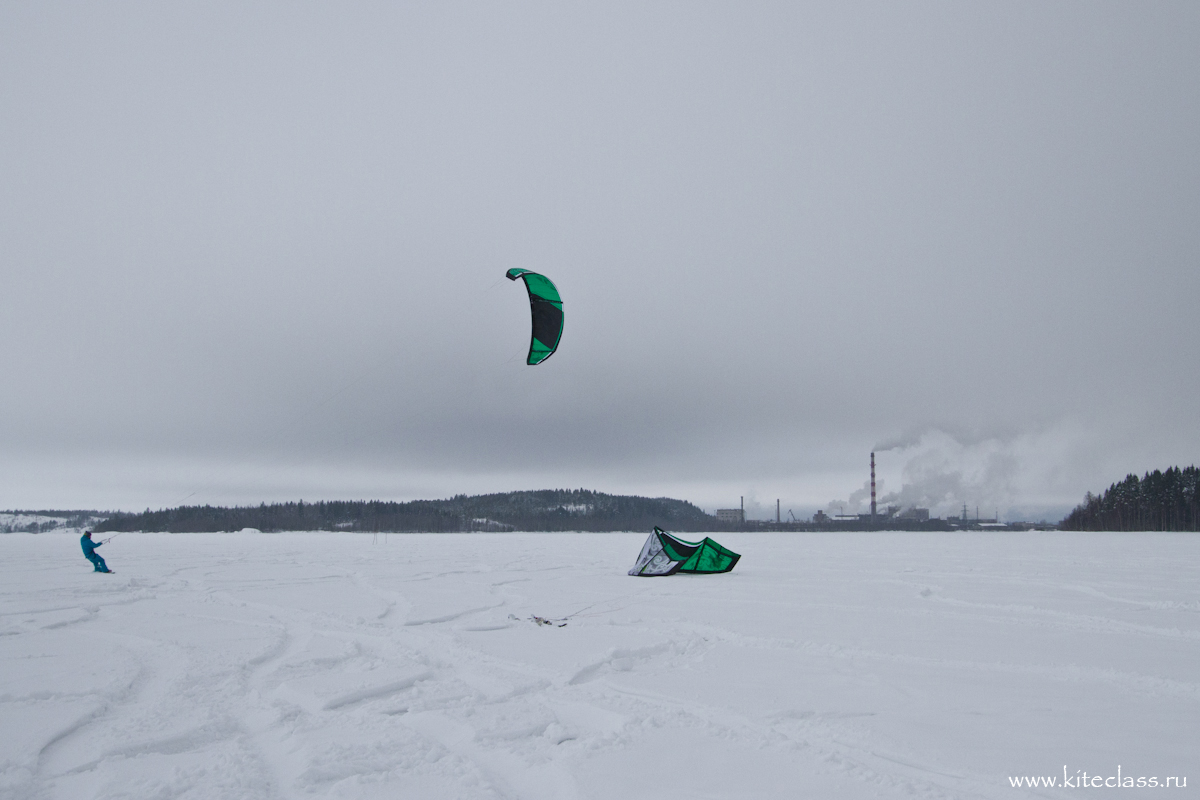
[2,531,1197,799]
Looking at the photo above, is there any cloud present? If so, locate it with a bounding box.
[1,4,1197,512]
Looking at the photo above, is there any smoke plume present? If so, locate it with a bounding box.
[829,429,1022,518]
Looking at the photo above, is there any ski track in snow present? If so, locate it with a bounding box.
[1,532,1198,799]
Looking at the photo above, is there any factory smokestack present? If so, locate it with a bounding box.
[870,452,877,520]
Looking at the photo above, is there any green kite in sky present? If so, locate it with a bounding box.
[506,268,563,365]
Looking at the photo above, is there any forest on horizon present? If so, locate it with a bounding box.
[93,489,719,534]
[1060,466,1199,531]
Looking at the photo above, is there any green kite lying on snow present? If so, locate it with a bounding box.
[627,527,741,576]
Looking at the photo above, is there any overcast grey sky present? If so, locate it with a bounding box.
[2,2,1197,519]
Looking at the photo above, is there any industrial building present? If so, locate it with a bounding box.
[715,497,745,524]
[723,454,1014,531]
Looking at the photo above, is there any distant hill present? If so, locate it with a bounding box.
[1060,466,1200,531]
[1,510,107,533]
[94,489,718,533]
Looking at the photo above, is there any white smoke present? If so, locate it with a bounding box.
[828,429,1026,518]
[872,430,926,454]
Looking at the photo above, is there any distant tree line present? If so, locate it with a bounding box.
[1060,466,1200,531]
[1,511,103,533]
[94,489,719,533]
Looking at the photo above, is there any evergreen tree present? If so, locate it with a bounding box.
[1061,466,1200,531]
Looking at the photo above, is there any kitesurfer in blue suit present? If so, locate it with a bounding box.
[80,531,111,573]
